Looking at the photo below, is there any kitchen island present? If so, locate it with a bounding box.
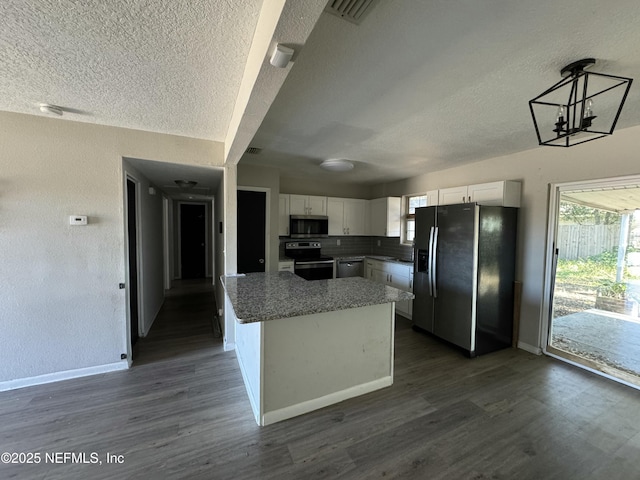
[221,271,414,426]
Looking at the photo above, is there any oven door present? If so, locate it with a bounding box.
[294,259,335,280]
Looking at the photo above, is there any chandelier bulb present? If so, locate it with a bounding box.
[556,105,565,122]
[584,99,593,118]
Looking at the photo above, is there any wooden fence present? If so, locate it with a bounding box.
[557,224,619,260]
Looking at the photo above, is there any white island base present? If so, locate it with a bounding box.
[234,302,395,426]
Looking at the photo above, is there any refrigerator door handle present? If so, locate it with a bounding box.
[428,226,434,296]
[432,226,439,298]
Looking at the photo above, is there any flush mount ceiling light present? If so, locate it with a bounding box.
[320,159,354,172]
[529,58,633,147]
[39,103,63,116]
[174,179,197,189]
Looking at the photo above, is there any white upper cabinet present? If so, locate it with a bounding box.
[278,194,290,236]
[438,186,469,206]
[328,198,369,235]
[344,199,368,235]
[369,197,401,237]
[438,181,521,207]
[468,181,521,207]
[289,194,327,215]
[426,190,439,207]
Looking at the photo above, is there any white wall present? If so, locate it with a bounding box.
[214,175,225,314]
[280,176,373,199]
[0,111,223,387]
[371,125,640,351]
[122,160,165,337]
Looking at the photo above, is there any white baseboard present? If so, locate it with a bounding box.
[517,341,542,355]
[0,361,129,392]
[261,376,393,426]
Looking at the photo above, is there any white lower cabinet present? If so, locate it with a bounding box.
[278,260,294,272]
[365,258,413,319]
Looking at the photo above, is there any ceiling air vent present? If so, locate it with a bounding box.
[245,147,262,155]
[325,0,379,25]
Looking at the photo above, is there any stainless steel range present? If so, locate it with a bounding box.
[284,242,335,280]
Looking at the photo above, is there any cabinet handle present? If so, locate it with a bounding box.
[468,195,471,203]
[462,196,465,203]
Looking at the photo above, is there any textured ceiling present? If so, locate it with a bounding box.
[242,0,640,184]
[125,157,224,201]
[0,0,262,140]
[4,1,640,187]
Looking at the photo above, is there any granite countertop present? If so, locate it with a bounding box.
[221,271,414,324]
[332,254,413,266]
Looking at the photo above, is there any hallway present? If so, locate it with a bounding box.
[133,279,222,366]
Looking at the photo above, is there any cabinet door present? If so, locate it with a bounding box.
[468,180,521,207]
[369,197,400,236]
[365,260,374,280]
[344,199,368,235]
[439,186,469,205]
[468,181,504,206]
[289,194,307,215]
[372,268,387,284]
[327,198,345,235]
[369,198,386,236]
[278,194,290,236]
[307,195,327,215]
[426,190,439,207]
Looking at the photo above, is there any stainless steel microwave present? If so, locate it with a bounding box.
[289,215,329,238]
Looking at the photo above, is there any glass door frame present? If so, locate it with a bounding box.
[541,173,640,390]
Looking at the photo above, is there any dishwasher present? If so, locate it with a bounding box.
[336,258,364,278]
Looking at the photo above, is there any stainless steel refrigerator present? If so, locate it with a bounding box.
[413,203,518,357]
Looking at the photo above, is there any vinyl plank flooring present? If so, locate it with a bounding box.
[2,280,640,479]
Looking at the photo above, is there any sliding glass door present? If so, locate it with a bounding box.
[546,180,640,386]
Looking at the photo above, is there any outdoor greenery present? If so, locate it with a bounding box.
[556,249,639,299]
[559,202,621,225]
[556,249,619,288]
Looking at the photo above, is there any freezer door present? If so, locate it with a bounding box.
[412,207,436,332]
[433,203,477,352]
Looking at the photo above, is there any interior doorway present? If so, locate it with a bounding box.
[126,177,140,348]
[237,188,268,274]
[180,203,207,279]
[544,177,640,387]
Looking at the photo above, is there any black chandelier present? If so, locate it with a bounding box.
[529,58,633,147]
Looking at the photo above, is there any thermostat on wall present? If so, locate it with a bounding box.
[69,215,88,225]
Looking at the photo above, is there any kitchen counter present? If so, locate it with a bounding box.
[221,271,413,323]
[221,271,413,426]
[365,255,414,265]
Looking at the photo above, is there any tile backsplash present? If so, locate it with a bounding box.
[280,236,412,261]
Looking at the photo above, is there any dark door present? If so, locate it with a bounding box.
[126,179,139,347]
[180,204,206,279]
[433,203,476,351]
[237,190,266,273]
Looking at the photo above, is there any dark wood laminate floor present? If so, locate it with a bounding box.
[2,279,640,479]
